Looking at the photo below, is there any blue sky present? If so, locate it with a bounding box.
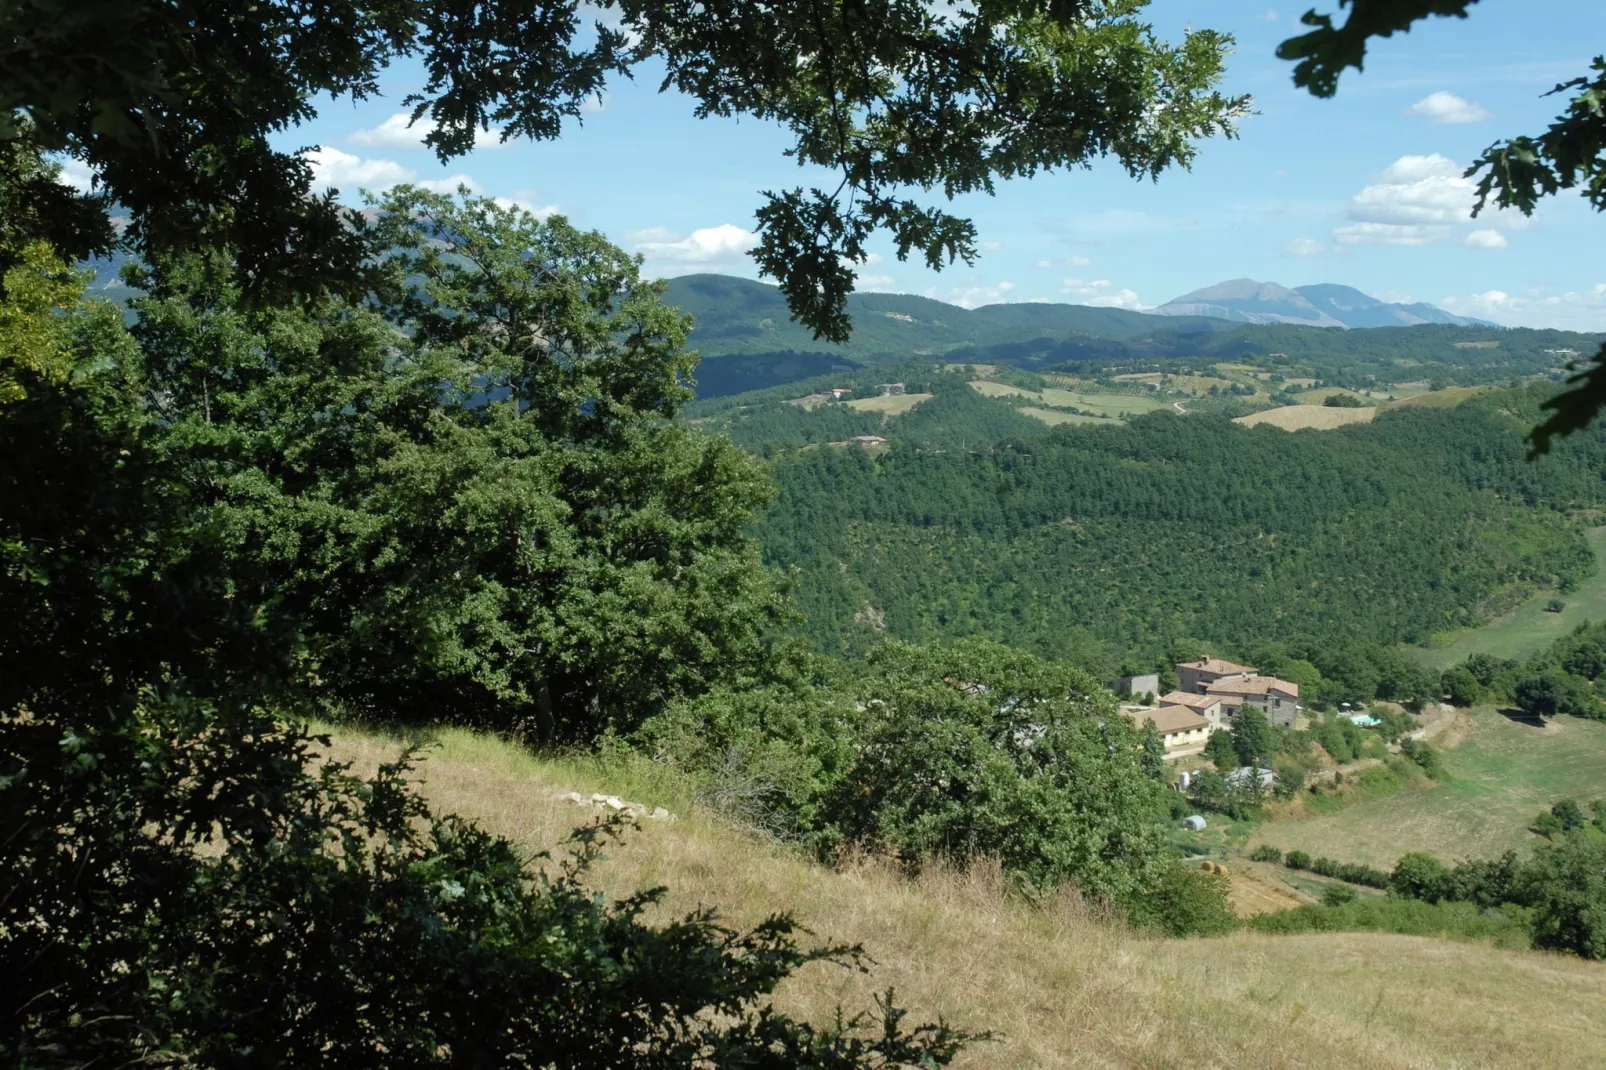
[283,1,1606,330]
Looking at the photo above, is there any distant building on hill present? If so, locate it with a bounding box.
[1114,673,1159,698]
[1205,676,1301,726]
[1177,657,1257,695]
[849,435,888,446]
[1127,705,1212,757]
[878,382,906,395]
[829,387,852,399]
[1156,690,1229,728]
[1225,766,1278,790]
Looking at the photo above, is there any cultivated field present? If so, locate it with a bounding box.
[1234,404,1377,431]
[1017,406,1119,427]
[847,392,934,417]
[969,379,1168,417]
[1248,711,1606,868]
[1291,387,1382,406]
[1419,526,1606,670]
[322,725,1606,1070]
[1391,386,1495,408]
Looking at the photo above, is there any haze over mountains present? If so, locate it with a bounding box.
[1150,278,1495,329]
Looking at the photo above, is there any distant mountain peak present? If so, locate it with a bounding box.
[1152,278,1490,329]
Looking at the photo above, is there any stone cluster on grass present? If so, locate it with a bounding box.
[555,790,675,822]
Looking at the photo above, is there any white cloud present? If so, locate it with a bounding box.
[1351,154,1470,225]
[1059,277,1147,310]
[1408,91,1489,125]
[629,223,756,265]
[55,158,96,193]
[943,281,1016,308]
[1035,255,1092,269]
[1464,229,1509,249]
[981,240,1003,252]
[858,274,898,290]
[1285,237,1327,256]
[1335,154,1530,245]
[414,174,483,195]
[1333,222,1449,245]
[1439,284,1606,330]
[350,112,506,151]
[304,146,415,190]
[1256,9,1279,21]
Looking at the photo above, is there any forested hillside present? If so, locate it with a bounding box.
[752,386,1606,675]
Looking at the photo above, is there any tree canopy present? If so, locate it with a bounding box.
[1,0,1245,338]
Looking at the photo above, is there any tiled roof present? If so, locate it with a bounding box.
[1129,706,1211,735]
[1205,676,1300,698]
[1157,691,1221,711]
[1178,658,1257,676]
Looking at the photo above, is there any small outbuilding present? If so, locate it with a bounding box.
[1181,815,1207,831]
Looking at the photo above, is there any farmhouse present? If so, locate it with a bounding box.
[1128,705,1212,757]
[849,435,888,446]
[1204,676,1301,726]
[1177,657,1257,695]
[1156,690,1229,728]
[1114,672,1160,698]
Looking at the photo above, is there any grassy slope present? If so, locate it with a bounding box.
[1248,711,1606,867]
[324,724,1606,1070]
[1417,526,1606,671]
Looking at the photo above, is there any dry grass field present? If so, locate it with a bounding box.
[1234,405,1378,431]
[321,725,1606,1070]
[847,392,934,417]
[1248,712,1606,868]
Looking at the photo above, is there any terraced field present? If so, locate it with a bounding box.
[969,379,1168,417]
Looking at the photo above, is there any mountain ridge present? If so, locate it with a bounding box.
[1152,277,1494,329]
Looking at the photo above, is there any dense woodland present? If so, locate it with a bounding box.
[748,386,1606,687]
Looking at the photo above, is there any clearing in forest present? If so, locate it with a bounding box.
[1017,406,1120,427]
[1234,405,1377,430]
[846,392,934,417]
[1246,711,1606,868]
[1418,526,1606,670]
[1390,385,1495,408]
[969,379,1167,417]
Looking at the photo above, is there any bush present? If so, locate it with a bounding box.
[1389,851,1452,902]
[1249,845,1283,863]
[1523,834,1606,959]
[1399,737,1444,779]
[1307,855,1390,889]
[648,639,1196,924]
[1284,850,1312,870]
[1127,862,1236,937]
[1321,883,1360,906]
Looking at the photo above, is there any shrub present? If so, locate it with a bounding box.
[1285,850,1312,871]
[1390,852,1452,902]
[1322,883,1360,906]
[1249,845,1283,863]
[1399,737,1444,779]
[1307,856,1390,889]
[1523,834,1606,960]
[1127,862,1235,937]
